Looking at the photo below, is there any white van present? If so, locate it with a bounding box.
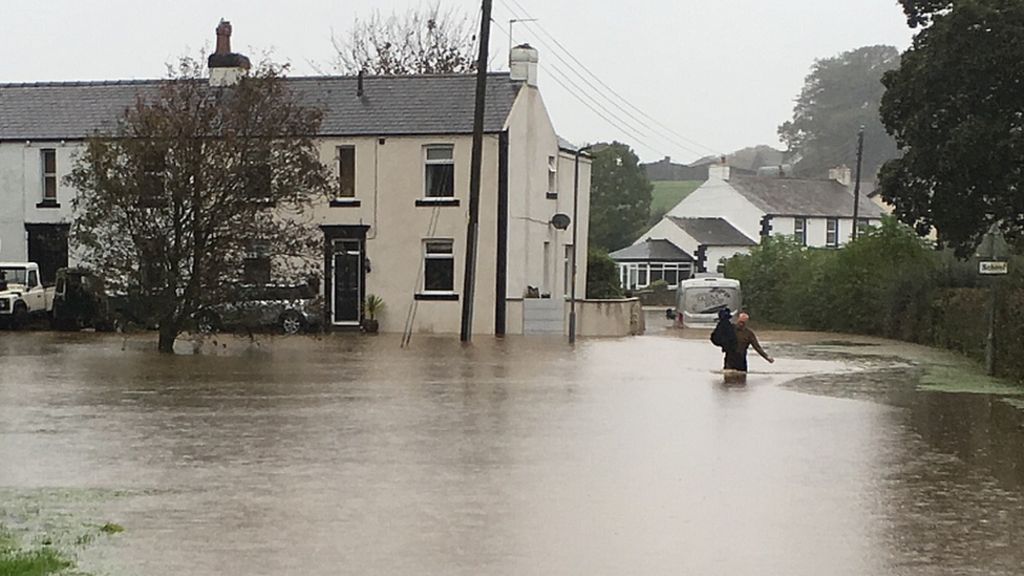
[675,276,742,328]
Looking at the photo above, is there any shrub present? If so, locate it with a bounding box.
[586,248,624,299]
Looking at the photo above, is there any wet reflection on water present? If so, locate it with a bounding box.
[1,331,1022,575]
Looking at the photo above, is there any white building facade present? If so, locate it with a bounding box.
[0,33,591,336]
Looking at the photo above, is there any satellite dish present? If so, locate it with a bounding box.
[550,213,571,230]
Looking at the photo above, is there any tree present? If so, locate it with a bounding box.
[879,0,1024,254]
[332,3,477,75]
[779,45,901,178]
[68,57,335,353]
[588,142,654,252]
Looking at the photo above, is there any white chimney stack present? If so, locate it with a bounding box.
[829,165,853,187]
[510,43,539,87]
[708,157,730,181]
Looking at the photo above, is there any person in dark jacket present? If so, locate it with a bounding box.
[710,308,737,369]
[726,312,774,372]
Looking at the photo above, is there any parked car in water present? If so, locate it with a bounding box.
[52,268,117,331]
[195,284,323,335]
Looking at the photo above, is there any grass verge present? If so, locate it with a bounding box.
[0,527,72,576]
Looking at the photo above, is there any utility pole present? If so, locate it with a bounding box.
[569,149,582,344]
[851,126,865,241]
[460,0,492,343]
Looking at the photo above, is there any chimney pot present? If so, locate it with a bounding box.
[216,20,232,55]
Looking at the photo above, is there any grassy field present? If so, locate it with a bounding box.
[650,180,702,218]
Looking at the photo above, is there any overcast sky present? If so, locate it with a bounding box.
[0,0,915,163]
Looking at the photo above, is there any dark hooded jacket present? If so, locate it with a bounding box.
[710,309,737,353]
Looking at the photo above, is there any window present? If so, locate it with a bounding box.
[28,270,39,288]
[826,218,839,247]
[857,218,872,234]
[547,156,558,197]
[423,240,455,292]
[41,149,57,202]
[243,241,271,285]
[794,217,807,246]
[140,150,166,208]
[563,244,574,297]
[424,145,455,198]
[245,149,273,205]
[337,146,356,198]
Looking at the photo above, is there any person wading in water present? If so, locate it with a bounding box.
[726,312,774,372]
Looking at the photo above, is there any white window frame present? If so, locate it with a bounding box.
[547,155,558,196]
[794,217,807,246]
[422,239,455,293]
[563,244,573,297]
[41,148,57,202]
[423,144,455,199]
[826,218,839,248]
[336,145,356,199]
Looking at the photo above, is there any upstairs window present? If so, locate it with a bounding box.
[337,146,356,198]
[423,239,455,292]
[41,149,57,203]
[794,217,807,246]
[139,150,167,208]
[424,145,455,198]
[245,149,273,206]
[826,218,839,248]
[547,155,558,196]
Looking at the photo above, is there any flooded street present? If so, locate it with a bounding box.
[2,326,1023,575]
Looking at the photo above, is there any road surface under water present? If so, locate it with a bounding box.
[1,328,1022,575]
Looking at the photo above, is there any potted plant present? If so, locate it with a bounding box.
[362,294,384,333]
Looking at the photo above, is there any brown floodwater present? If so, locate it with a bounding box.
[1,326,1022,575]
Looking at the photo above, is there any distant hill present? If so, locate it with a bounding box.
[642,145,790,182]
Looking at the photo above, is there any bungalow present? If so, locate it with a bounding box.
[0,23,591,335]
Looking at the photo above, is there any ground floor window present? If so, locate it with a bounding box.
[826,218,839,248]
[423,239,455,292]
[618,262,692,290]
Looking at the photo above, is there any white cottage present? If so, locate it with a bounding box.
[614,163,885,279]
[0,24,591,336]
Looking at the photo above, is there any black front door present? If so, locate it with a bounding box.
[332,239,362,325]
[321,225,369,329]
[25,224,69,285]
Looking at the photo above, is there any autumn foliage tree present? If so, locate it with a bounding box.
[333,3,477,75]
[68,57,335,352]
[879,0,1024,254]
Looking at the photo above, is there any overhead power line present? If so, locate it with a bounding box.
[498,0,721,159]
[492,20,665,157]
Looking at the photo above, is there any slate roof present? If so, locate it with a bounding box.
[667,217,757,247]
[610,239,694,262]
[0,73,522,140]
[728,176,884,219]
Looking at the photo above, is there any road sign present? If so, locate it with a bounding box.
[979,261,1009,275]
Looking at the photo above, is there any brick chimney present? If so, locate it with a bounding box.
[208,20,251,87]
